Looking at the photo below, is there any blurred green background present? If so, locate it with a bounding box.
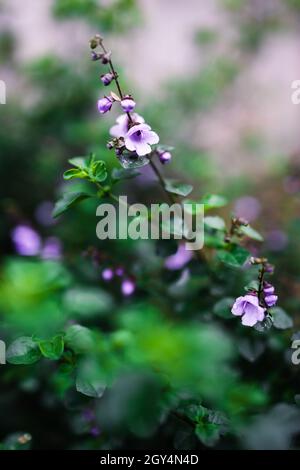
[1,0,300,450]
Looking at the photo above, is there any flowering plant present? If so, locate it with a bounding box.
[1,33,297,451]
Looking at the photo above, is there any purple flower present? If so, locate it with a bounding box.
[11,225,41,256]
[264,295,278,307]
[102,268,114,281]
[97,96,113,114]
[100,73,114,86]
[115,266,124,277]
[234,196,261,223]
[121,95,136,112]
[90,426,101,437]
[165,244,193,270]
[124,123,159,157]
[110,113,144,138]
[121,278,136,296]
[158,150,172,164]
[232,294,265,327]
[41,237,62,260]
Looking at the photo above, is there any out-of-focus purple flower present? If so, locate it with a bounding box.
[109,113,144,138]
[100,72,114,86]
[82,409,95,423]
[121,278,136,296]
[90,426,101,437]
[102,268,114,281]
[164,244,193,270]
[41,237,62,260]
[231,294,265,327]
[101,51,111,64]
[158,150,172,164]
[266,230,288,252]
[11,225,41,256]
[234,196,261,223]
[264,263,275,274]
[121,95,136,113]
[35,201,56,226]
[124,123,159,157]
[115,266,124,277]
[97,96,113,114]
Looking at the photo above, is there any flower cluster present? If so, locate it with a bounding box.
[232,257,278,327]
[90,35,171,164]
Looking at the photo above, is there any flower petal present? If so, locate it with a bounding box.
[135,142,152,156]
[231,297,245,316]
[146,130,159,145]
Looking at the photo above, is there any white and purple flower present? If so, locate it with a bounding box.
[124,123,159,157]
[109,113,144,138]
[231,294,265,327]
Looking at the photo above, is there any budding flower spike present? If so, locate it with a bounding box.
[98,96,113,114]
[232,257,278,327]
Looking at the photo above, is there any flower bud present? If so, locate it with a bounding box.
[102,267,114,281]
[121,95,136,112]
[158,150,172,164]
[91,51,102,61]
[100,72,114,86]
[264,295,278,307]
[101,51,111,64]
[97,96,113,114]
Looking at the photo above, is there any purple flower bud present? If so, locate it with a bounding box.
[158,150,172,164]
[102,267,114,281]
[97,96,113,114]
[264,295,278,307]
[121,278,136,296]
[100,72,114,86]
[263,282,275,296]
[101,51,111,64]
[91,51,101,61]
[264,263,275,274]
[121,96,136,113]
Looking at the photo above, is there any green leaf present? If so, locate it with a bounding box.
[65,325,94,354]
[7,337,41,365]
[271,307,293,330]
[68,156,88,169]
[112,168,140,181]
[240,225,264,242]
[76,359,106,398]
[201,194,228,210]
[217,245,250,268]
[38,335,64,360]
[63,287,113,318]
[204,216,226,231]
[52,191,91,218]
[213,297,235,319]
[195,422,221,447]
[63,168,86,180]
[89,160,107,183]
[165,179,193,197]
